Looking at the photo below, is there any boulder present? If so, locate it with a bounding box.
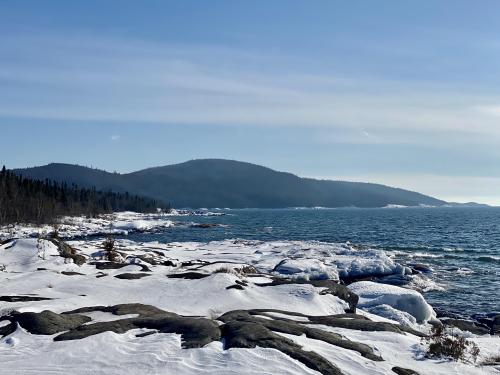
[12,310,91,335]
[441,318,491,335]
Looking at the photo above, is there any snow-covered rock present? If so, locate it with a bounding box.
[274,258,339,281]
[348,281,437,324]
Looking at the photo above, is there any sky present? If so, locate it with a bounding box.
[1,1,500,204]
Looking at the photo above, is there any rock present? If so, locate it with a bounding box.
[0,238,17,246]
[493,315,500,335]
[221,321,343,375]
[167,272,209,280]
[190,223,219,228]
[55,304,220,348]
[0,295,52,302]
[61,271,85,276]
[63,303,169,317]
[135,330,156,337]
[50,239,86,266]
[441,318,491,335]
[226,284,244,290]
[392,367,420,375]
[129,254,167,266]
[219,310,384,361]
[0,320,17,337]
[114,273,151,280]
[12,310,91,335]
[89,261,150,272]
[161,260,176,267]
[410,264,433,274]
[256,279,358,313]
[433,307,464,319]
[308,315,425,337]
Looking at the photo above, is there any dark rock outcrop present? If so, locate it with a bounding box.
[218,310,384,361]
[55,304,220,348]
[392,367,420,375]
[0,295,52,302]
[114,273,151,280]
[12,310,91,335]
[89,261,150,272]
[1,303,429,375]
[441,318,491,335]
[167,272,209,280]
[222,321,343,375]
[61,271,85,276]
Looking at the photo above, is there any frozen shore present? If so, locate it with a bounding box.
[0,212,498,374]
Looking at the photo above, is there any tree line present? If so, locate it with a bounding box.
[0,166,169,225]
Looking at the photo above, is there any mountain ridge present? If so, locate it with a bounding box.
[14,159,447,208]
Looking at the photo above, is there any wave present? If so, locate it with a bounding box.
[475,255,500,264]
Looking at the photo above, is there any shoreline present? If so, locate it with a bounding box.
[1,211,499,374]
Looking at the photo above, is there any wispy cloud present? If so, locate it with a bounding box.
[1,32,500,148]
[110,135,120,141]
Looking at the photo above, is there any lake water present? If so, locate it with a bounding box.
[127,207,500,318]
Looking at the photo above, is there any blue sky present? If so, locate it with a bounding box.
[1,1,500,204]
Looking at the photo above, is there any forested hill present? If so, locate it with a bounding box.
[0,166,166,225]
[14,159,447,208]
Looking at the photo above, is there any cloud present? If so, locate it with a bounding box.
[110,135,120,141]
[1,32,500,151]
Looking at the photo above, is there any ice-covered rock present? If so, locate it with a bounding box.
[348,281,436,324]
[274,258,339,281]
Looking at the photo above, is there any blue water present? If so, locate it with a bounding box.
[127,207,500,318]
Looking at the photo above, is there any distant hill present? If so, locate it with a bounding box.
[14,159,447,208]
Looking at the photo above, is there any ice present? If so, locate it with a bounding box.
[348,281,437,324]
[0,217,498,374]
[274,258,339,281]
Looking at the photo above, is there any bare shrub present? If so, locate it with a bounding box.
[423,325,480,363]
[102,236,119,262]
[213,267,233,274]
[50,224,60,239]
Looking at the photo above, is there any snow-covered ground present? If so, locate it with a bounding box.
[0,213,498,374]
[0,210,223,239]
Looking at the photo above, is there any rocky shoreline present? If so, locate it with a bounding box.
[0,215,499,374]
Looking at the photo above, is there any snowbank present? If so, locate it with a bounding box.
[348,281,436,324]
[0,238,497,375]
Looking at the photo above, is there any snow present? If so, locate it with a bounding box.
[0,210,217,239]
[0,216,498,374]
[348,281,437,324]
[274,258,339,281]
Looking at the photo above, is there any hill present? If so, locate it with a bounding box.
[14,159,446,208]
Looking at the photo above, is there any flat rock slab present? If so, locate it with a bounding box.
[89,261,150,272]
[0,295,52,302]
[167,272,209,279]
[114,273,151,280]
[392,367,420,375]
[61,271,85,276]
[222,321,343,375]
[1,303,428,375]
[56,304,220,348]
[11,310,91,335]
